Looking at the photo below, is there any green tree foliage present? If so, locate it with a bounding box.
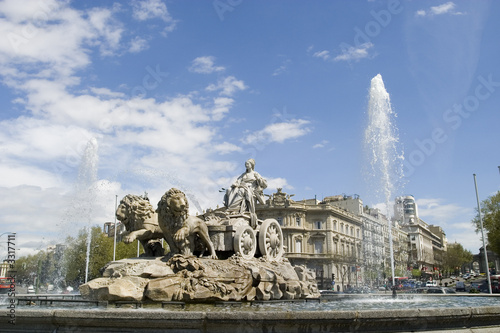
[442,242,473,275]
[472,191,500,256]
[15,225,150,289]
[64,226,145,286]
[14,251,45,286]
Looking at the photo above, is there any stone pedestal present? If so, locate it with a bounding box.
[80,255,319,302]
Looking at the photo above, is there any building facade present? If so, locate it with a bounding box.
[394,195,447,277]
[256,189,363,290]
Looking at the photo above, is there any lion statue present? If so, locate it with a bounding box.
[116,194,165,257]
[157,188,217,259]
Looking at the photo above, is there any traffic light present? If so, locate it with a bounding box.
[332,273,335,280]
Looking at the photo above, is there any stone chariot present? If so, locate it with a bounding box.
[206,212,284,261]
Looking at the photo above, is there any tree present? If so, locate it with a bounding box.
[14,225,151,289]
[14,251,46,286]
[472,191,500,256]
[64,226,144,286]
[442,243,473,275]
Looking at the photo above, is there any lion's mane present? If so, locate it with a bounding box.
[119,194,156,231]
[157,188,189,231]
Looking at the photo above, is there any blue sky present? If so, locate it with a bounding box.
[0,0,499,257]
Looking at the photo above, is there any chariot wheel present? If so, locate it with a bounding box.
[233,225,257,260]
[258,219,284,261]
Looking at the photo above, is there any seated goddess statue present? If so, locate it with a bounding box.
[223,158,267,227]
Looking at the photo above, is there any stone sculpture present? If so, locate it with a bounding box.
[80,160,319,303]
[157,188,217,259]
[115,194,164,257]
[80,255,319,302]
[224,158,267,228]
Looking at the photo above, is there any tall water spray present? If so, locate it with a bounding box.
[77,138,99,283]
[364,74,404,286]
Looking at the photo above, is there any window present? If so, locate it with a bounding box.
[277,217,283,226]
[357,229,360,238]
[295,238,302,253]
[333,221,337,231]
[350,227,354,236]
[314,240,323,254]
[333,241,338,254]
[340,224,344,233]
[296,217,301,227]
[315,221,322,229]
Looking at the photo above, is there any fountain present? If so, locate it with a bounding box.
[364,74,404,287]
[9,80,500,332]
[77,138,99,284]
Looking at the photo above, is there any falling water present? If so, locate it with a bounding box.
[77,138,99,284]
[364,74,404,286]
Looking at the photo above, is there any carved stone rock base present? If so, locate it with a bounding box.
[80,255,319,302]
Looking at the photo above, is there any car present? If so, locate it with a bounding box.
[463,273,471,280]
[449,275,456,281]
[470,281,488,293]
[455,281,466,292]
[425,280,438,287]
[27,285,35,294]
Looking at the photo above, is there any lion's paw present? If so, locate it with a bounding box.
[174,228,187,241]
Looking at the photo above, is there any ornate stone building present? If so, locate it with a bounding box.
[256,189,363,290]
[327,195,409,283]
[256,190,420,289]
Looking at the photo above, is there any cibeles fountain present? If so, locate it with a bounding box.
[79,158,320,303]
[13,75,500,333]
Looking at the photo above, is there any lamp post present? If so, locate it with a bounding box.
[473,174,492,294]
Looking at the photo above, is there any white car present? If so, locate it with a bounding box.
[425,280,438,287]
[27,285,35,294]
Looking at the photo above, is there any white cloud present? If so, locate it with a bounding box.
[272,59,292,76]
[266,177,293,192]
[189,56,225,74]
[206,76,247,96]
[242,119,311,146]
[415,2,465,17]
[212,97,234,121]
[131,0,176,34]
[213,142,242,155]
[416,198,480,252]
[129,36,149,53]
[416,198,472,223]
[431,2,456,15]
[334,43,373,62]
[0,1,125,80]
[313,50,330,61]
[313,140,329,149]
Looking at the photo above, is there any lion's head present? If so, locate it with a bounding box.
[116,194,155,231]
[157,188,189,229]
